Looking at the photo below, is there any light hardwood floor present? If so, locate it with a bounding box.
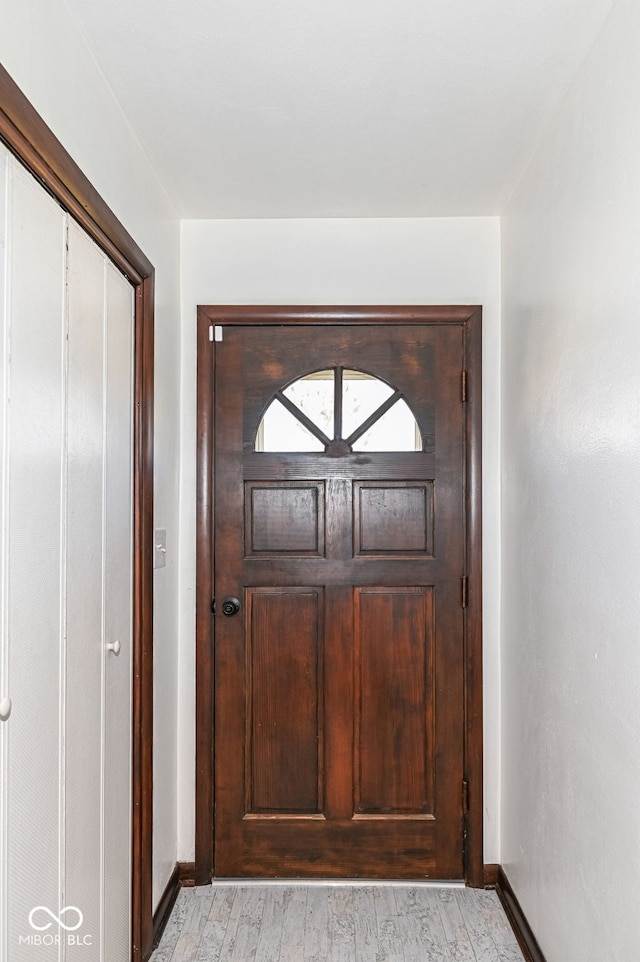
[152,883,525,961]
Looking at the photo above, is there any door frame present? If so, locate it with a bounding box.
[195,305,484,887]
[0,67,155,960]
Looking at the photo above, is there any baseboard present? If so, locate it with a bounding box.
[151,861,199,952]
[152,865,181,950]
[483,863,499,887]
[178,861,197,887]
[496,867,547,962]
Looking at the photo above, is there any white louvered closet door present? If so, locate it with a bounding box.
[0,142,134,962]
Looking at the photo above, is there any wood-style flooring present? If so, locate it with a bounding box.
[152,882,525,961]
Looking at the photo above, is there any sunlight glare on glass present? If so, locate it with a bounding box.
[342,370,394,440]
[352,398,422,451]
[258,398,325,452]
[282,369,334,439]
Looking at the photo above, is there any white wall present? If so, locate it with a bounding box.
[179,216,502,864]
[501,0,640,957]
[0,0,181,908]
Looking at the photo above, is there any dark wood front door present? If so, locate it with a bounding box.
[213,320,470,879]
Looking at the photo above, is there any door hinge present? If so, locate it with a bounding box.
[461,370,468,402]
[211,598,216,615]
[461,575,469,608]
[462,778,470,814]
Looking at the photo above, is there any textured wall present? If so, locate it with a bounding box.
[501,0,640,957]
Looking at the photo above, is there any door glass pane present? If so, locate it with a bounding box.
[257,367,422,453]
[342,370,394,440]
[282,369,334,439]
[257,398,325,452]
[352,398,422,451]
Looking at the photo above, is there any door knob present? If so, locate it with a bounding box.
[0,696,11,720]
[107,640,121,655]
[221,597,241,617]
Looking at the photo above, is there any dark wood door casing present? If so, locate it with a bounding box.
[196,305,483,887]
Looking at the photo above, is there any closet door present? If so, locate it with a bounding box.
[65,220,106,959]
[0,143,6,962]
[102,262,133,962]
[64,223,134,961]
[1,146,68,962]
[0,146,134,962]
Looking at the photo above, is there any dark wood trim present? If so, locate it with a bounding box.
[132,274,155,960]
[152,861,199,949]
[496,868,548,962]
[483,863,500,887]
[197,304,477,325]
[463,307,484,887]
[152,865,181,950]
[0,65,155,962]
[0,64,152,283]
[178,861,198,887]
[195,306,484,885]
[195,310,215,884]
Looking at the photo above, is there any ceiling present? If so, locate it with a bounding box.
[63,0,613,218]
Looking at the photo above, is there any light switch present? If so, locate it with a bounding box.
[154,528,167,569]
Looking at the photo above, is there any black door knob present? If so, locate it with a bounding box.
[221,596,241,617]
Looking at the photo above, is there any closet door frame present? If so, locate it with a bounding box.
[0,65,155,962]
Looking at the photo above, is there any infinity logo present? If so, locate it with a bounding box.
[28,906,84,932]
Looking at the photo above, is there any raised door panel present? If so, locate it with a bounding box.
[245,587,324,815]
[245,482,325,557]
[354,586,435,815]
[353,482,434,556]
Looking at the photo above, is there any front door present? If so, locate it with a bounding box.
[213,321,467,878]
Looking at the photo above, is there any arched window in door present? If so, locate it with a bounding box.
[255,368,423,453]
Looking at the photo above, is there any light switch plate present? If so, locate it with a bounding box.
[154,528,167,569]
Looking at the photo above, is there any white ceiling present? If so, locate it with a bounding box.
[63,0,613,218]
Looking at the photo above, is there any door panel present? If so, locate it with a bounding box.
[353,482,434,556]
[4,156,66,961]
[354,586,434,815]
[65,221,107,958]
[214,323,465,878]
[102,263,134,962]
[246,587,324,815]
[245,482,325,556]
